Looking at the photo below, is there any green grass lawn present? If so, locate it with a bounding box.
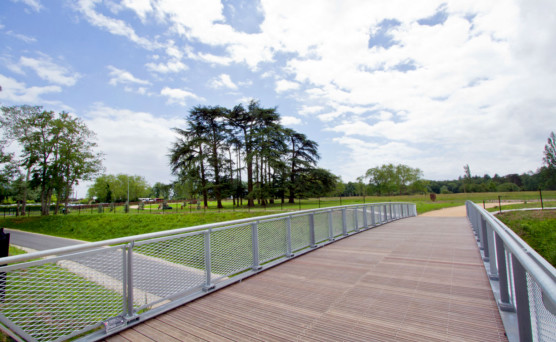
[497,210,556,267]
[1,192,554,242]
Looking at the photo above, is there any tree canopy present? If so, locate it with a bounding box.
[1,105,103,215]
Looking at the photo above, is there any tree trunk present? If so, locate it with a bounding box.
[20,167,31,215]
[199,145,208,208]
[243,127,254,207]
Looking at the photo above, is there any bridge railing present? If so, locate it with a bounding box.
[466,201,556,341]
[0,202,416,342]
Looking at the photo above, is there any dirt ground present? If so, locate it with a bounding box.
[420,202,515,217]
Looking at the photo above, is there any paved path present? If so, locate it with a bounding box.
[420,202,516,217]
[107,216,507,342]
[5,228,85,251]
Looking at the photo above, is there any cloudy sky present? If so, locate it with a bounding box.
[1,0,555,195]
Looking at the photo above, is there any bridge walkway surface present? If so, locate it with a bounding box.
[105,216,507,342]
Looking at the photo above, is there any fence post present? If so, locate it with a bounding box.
[251,222,261,271]
[286,216,293,257]
[370,205,375,226]
[495,234,515,311]
[384,205,388,222]
[328,210,334,241]
[203,230,214,291]
[480,217,488,256]
[486,222,498,280]
[362,206,368,229]
[342,209,348,235]
[353,208,359,232]
[512,257,533,341]
[124,242,134,318]
[309,213,316,247]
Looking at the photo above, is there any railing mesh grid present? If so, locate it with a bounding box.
[210,224,253,278]
[258,219,288,263]
[1,248,124,342]
[290,215,311,252]
[313,212,329,243]
[527,272,556,341]
[133,233,206,308]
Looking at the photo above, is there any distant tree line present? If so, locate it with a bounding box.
[0,105,103,215]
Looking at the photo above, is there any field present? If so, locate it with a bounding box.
[497,210,556,267]
[0,191,554,242]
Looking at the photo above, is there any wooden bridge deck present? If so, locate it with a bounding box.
[106,216,507,342]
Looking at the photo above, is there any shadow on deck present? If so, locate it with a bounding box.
[106,216,507,342]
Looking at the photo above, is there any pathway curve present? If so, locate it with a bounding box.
[420,202,514,217]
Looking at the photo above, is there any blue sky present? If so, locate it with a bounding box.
[1,0,556,196]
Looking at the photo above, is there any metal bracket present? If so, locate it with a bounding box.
[203,284,215,292]
[103,316,126,334]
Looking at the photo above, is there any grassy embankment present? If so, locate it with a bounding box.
[497,210,556,267]
[0,191,554,242]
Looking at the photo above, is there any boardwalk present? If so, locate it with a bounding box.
[106,216,507,342]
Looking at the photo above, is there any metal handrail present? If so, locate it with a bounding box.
[1,202,410,265]
[0,202,417,342]
[466,201,556,341]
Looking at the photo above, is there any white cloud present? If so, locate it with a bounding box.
[5,30,37,43]
[281,116,302,126]
[145,59,188,74]
[299,105,324,116]
[275,79,300,93]
[79,104,183,194]
[0,73,62,104]
[107,66,150,86]
[19,55,80,86]
[121,0,153,21]
[209,74,238,90]
[13,0,42,12]
[74,0,159,50]
[160,87,203,106]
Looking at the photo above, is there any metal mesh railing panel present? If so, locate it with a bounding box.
[258,219,288,263]
[357,207,365,229]
[1,249,124,342]
[211,224,253,277]
[366,206,375,226]
[527,272,556,341]
[331,210,343,237]
[290,215,311,251]
[345,208,356,233]
[133,233,206,307]
[313,212,329,243]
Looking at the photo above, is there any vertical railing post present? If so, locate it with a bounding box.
[122,245,128,316]
[125,242,134,318]
[251,222,262,270]
[371,205,375,226]
[342,208,348,235]
[383,205,387,222]
[477,212,484,250]
[328,210,334,241]
[496,233,515,311]
[362,206,368,229]
[354,209,359,232]
[512,257,533,342]
[481,217,488,257]
[286,216,293,257]
[203,230,215,290]
[486,223,498,280]
[309,213,316,248]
